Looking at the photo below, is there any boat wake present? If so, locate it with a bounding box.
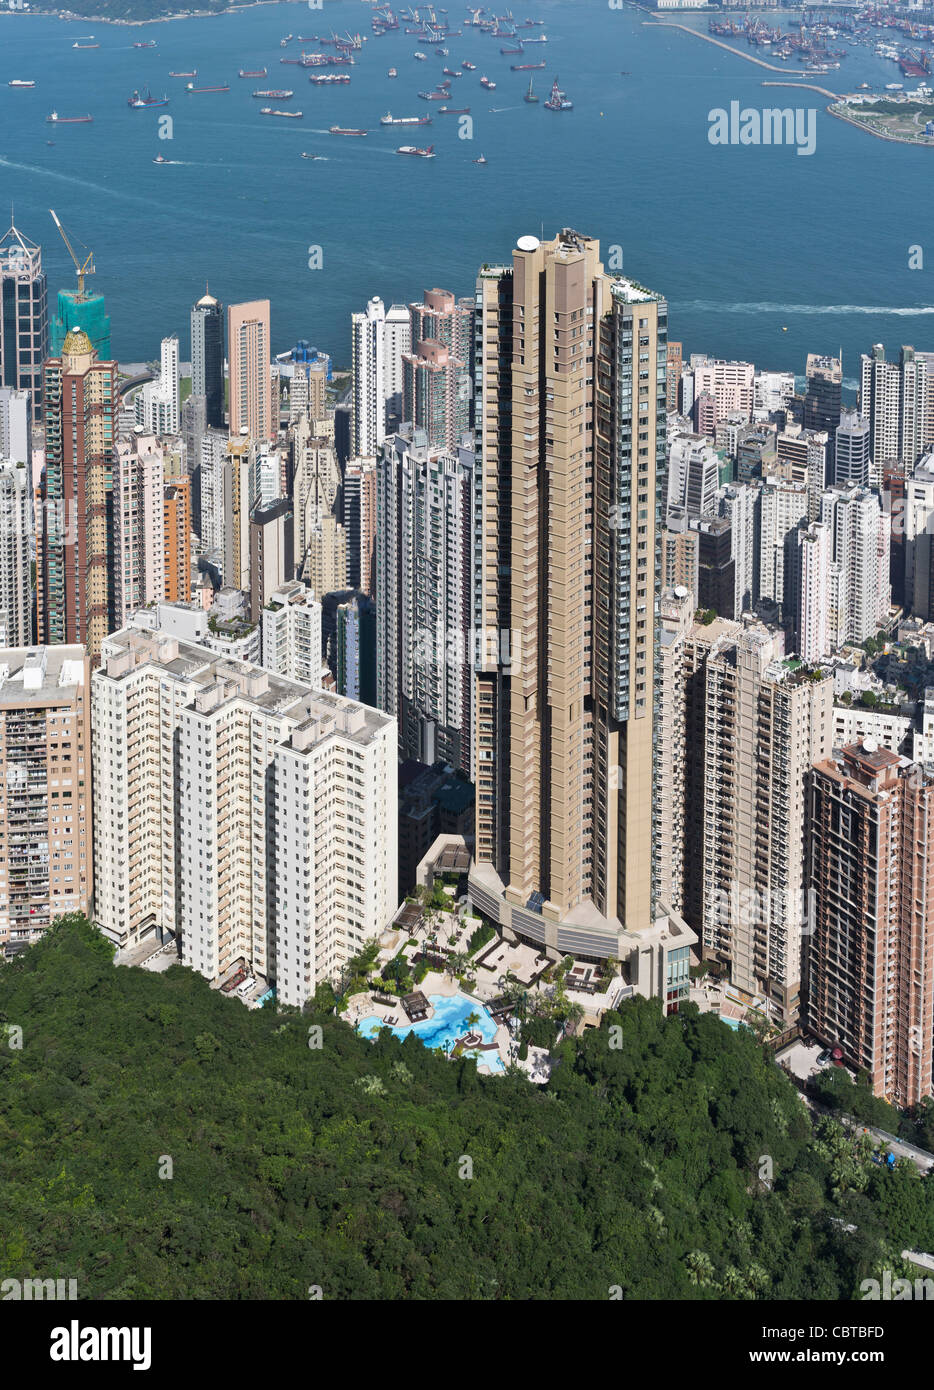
[683,300,934,316]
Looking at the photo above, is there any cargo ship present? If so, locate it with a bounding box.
[8,79,36,88]
[462,60,476,69]
[479,75,496,88]
[438,105,470,113]
[329,125,368,134]
[239,68,267,78]
[309,73,351,84]
[72,42,99,49]
[133,41,156,49]
[522,34,547,43]
[169,70,197,78]
[512,61,545,69]
[186,83,230,92]
[397,143,435,156]
[261,108,302,117]
[500,45,523,54]
[380,111,432,124]
[544,76,572,110]
[254,89,294,98]
[46,112,93,123]
[128,87,169,108]
[442,67,462,76]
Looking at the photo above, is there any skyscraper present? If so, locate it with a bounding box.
[37,328,117,661]
[469,231,695,995]
[833,409,871,488]
[113,431,165,625]
[376,426,473,771]
[136,336,180,436]
[859,344,932,474]
[351,296,387,457]
[0,219,49,427]
[228,299,272,443]
[0,646,91,957]
[803,353,842,439]
[0,461,32,646]
[163,475,192,603]
[383,302,411,426]
[807,742,934,1106]
[190,289,225,430]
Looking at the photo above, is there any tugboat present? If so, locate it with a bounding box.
[524,75,538,102]
[388,67,398,77]
[544,75,572,110]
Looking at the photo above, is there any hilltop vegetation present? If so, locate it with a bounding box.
[0,916,932,1299]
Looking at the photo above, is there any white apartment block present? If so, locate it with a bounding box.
[0,461,32,647]
[114,432,165,626]
[199,429,228,551]
[0,387,30,467]
[754,370,795,416]
[260,581,322,686]
[833,702,912,756]
[667,434,720,518]
[692,357,755,422]
[702,623,833,1019]
[383,303,411,423]
[351,296,387,457]
[92,625,397,1006]
[136,336,180,437]
[794,521,832,662]
[759,477,809,616]
[819,485,890,644]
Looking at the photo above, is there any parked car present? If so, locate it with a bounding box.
[817,1049,832,1065]
[236,978,256,998]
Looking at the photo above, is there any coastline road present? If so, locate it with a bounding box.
[643,21,812,77]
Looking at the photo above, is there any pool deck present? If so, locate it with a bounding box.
[349,972,512,1074]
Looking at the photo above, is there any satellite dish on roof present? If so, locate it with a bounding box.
[674,585,689,599]
[516,235,540,253]
[863,737,879,754]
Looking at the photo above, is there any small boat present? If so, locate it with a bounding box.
[260,108,303,118]
[239,68,267,78]
[620,70,630,76]
[153,154,167,163]
[524,75,538,102]
[46,140,55,145]
[329,125,368,135]
[473,153,487,163]
[414,51,428,60]
[8,79,36,88]
[46,112,93,123]
[388,67,398,77]
[397,143,435,156]
[300,152,325,159]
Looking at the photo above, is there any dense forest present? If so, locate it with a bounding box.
[1,916,933,1300]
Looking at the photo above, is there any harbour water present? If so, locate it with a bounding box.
[1,0,932,376]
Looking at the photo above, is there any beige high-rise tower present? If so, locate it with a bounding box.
[469,230,695,998]
[228,300,272,443]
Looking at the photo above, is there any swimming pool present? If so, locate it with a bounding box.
[357,991,505,1073]
[720,1014,751,1032]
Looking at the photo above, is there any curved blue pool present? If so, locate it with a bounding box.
[357,991,505,1073]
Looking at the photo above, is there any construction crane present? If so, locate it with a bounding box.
[48,209,94,299]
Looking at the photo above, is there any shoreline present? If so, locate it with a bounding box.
[0,0,304,27]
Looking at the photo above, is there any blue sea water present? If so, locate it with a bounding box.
[358,989,505,1071]
[1,0,932,377]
